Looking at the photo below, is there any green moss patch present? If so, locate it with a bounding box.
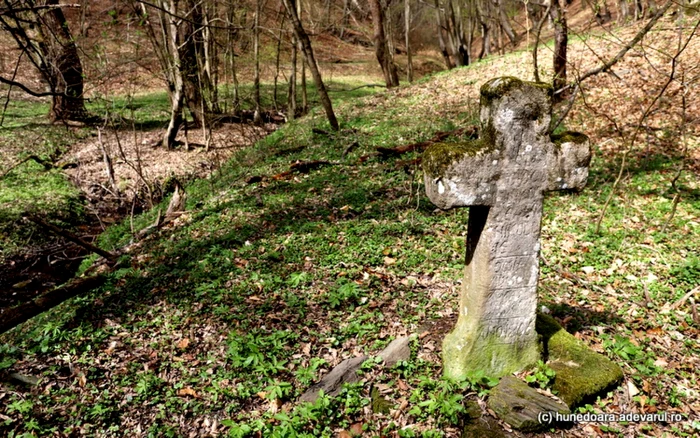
[442,326,539,381]
[480,77,553,104]
[536,314,623,407]
[551,131,589,146]
[422,139,493,177]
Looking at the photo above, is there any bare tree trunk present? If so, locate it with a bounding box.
[618,0,630,23]
[273,9,286,112]
[497,0,518,46]
[532,0,553,82]
[1,0,91,121]
[341,0,350,38]
[435,0,455,68]
[405,0,413,82]
[476,1,490,59]
[282,0,339,130]
[161,0,185,149]
[202,1,220,113]
[369,0,400,87]
[253,0,263,125]
[298,0,308,115]
[181,0,209,127]
[301,58,308,114]
[225,4,241,114]
[288,28,298,120]
[550,0,567,96]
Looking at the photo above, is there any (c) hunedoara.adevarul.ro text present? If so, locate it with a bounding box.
[538,411,685,424]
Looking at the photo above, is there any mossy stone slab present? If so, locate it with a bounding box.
[536,313,624,407]
[487,375,570,432]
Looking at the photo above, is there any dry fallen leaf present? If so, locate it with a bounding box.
[627,380,640,397]
[177,387,198,398]
[176,338,190,349]
[349,423,363,436]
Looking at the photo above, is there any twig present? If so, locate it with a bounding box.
[25,215,116,261]
[328,84,385,92]
[531,0,552,82]
[540,254,607,294]
[595,150,628,234]
[551,0,675,130]
[595,20,696,233]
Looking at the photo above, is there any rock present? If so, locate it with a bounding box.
[9,372,40,386]
[299,355,367,403]
[536,314,624,408]
[378,336,411,367]
[488,375,570,432]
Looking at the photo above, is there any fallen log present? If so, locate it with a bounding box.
[247,160,337,184]
[0,275,107,335]
[375,126,478,158]
[25,215,117,261]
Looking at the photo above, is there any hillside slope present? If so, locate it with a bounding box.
[1,13,699,438]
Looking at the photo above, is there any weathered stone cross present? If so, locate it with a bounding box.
[423,77,591,380]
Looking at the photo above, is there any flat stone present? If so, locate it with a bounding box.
[299,355,367,403]
[536,314,624,407]
[9,372,40,386]
[488,375,570,432]
[378,336,411,367]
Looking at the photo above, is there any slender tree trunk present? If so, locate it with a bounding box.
[301,58,308,114]
[498,0,518,46]
[405,0,413,82]
[341,0,350,38]
[181,0,208,127]
[37,0,89,121]
[532,0,553,82]
[273,9,286,112]
[369,0,400,87]
[162,0,185,149]
[282,0,339,130]
[226,5,241,114]
[202,2,220,113]
[618,0,630,23]
[253,0,263,125]
[550,0,568,97]
[476,1,490,59]
[435,0,455,68]
[298,0,308,115]
[288,29,298,120]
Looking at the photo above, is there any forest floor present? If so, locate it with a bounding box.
[1,8,700,438]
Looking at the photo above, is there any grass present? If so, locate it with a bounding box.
[0,77,379,261]
[1,60,699,437]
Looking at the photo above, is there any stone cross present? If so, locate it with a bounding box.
[423,77,591,380]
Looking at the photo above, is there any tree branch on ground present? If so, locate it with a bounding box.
[25,215,117,261]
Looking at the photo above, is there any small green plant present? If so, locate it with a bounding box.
[409,378,468,426]
[327,280,363,309]
[602,335,643,361]
[524,360,557,389]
